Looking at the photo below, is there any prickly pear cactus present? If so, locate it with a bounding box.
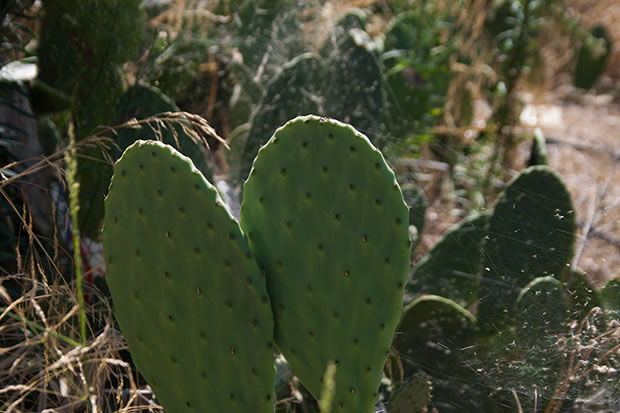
[406,212,489,307]
[392,295,478,411]
[240,54,323,181]
[565,270,604,325]
[600,277,620,311]
[478,166,576,333]
[526,129,548,167]
[103,141,275,412]
[241,116,411,412]
[322,28,384,139]
[320,8,367,58]
[388,373,432,413]
[574,24,612,90]
[516,276,568,348]
[114,83,213,182]
[393,295,476,377]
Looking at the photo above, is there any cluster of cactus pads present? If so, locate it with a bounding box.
[105,113,618,412]
[104,115,410,412]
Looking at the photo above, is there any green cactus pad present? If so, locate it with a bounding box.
[565,270,604,324]
[322,29,383,138]
[114,83,213,182]
[103,141,275,412]
[392,295,477,411]
[478,166,576,333]
[516,276,568,348]
[406,212,489,307]
[600,277,620,311]
[388,373,432,413]
[527,129,548,167]
[320,8,367,57]
[241,115,410,412]
[574,24,612,90]
[393,295,476,377]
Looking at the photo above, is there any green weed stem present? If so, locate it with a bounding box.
[65,123,87,346]
[0,308,82,347]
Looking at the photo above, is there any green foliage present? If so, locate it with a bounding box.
[103,141,275,412]
[381,9,454,140]
[574,24,612,90]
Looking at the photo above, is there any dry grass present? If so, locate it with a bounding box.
[0,112,221,412]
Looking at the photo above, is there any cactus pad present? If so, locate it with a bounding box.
[406,212,489,307]
[388,373,432,413]
[574,24,612,90]
[392,295,477,411]
[478,166,576,333]
[526,129,548,167]
[516,276,568,348]
[600,277,620,312]
[114,83,213,181]
[103,141,275,412]
[241,115,410,412]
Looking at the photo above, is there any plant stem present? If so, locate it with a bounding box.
[0,308,82,347]
[65,123,87,346]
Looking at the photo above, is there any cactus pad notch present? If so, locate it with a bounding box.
[103,141,275,412]
[241,115,411,412]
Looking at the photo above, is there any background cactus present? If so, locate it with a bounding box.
[239,54,322,181]
[241,116,411,412]
[388,373,432,413]
[477,166,577,333]
[527,128,548,167]
[103,141,275,412]
[405,212,489,307]
[600,277,620,311]
[114,83,213,181]
[574,24,612,90]
[392,295,478,411]
[321,28,384,139]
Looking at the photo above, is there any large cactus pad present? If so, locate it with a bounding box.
[103,141,275,412]
[241,116,411,412]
